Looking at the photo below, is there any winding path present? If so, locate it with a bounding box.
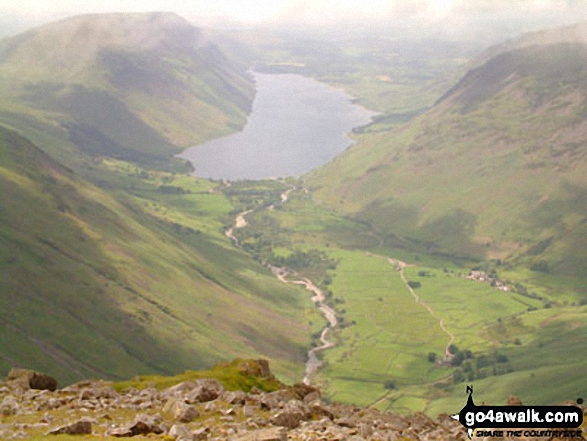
[386,258,455,361]
[224,185,338,385]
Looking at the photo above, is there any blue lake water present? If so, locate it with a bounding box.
[178,73,377,180]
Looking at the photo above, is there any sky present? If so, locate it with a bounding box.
[1,0,586,38]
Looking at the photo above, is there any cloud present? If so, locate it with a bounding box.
[1,0,586,30]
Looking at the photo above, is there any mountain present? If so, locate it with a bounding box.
[0,12,313,384]
[0,12,254,168]
[0,125,310,384]
[471,22,587,68]
[306,35,587,284]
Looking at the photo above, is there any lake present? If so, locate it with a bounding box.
[178,73,377,180]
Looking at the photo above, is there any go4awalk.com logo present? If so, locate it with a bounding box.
[452,386,584,439]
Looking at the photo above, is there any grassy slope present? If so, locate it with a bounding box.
[0,13,326,387]
[0,126,310,385]
[0,12,255,169]
[307,42,587,287]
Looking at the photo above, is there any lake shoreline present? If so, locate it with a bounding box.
[177,72,377,181]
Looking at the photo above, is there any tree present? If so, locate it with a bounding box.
[427,352,437,363]
[384,380,397,390]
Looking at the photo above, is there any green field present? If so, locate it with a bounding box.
[227,180,587,415]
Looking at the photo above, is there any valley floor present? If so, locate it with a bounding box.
[224,180,587,416]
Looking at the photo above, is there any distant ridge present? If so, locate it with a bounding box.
[0,12,255,167]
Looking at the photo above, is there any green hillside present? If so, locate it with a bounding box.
[0,12,254,169]
[307,41,587,285]
[0,123,310,385]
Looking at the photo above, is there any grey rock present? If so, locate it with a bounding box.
[165,381,197,397]
[243,404,256,417]
[185,379,224,403]
[178,405,200,423]
[0,396,19,416]
[236,427,287,441]
[259,390,294,410]
[7,369,57,392]
[108,414,164,437]
[47,420,92,435]
[193,427,210,440]
[163,399,199,422]
[169,423,195,441]
[223,390,246,405]
[270,405,305,429]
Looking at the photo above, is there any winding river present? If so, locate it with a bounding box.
[224,187,337,385]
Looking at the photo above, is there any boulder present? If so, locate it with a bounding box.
[79,385,118,400]
[269,401,307,429]
[290,383,320,401]
[163,399,200,423]
[108,414,164,437]
[237,427,287,441]
[164,381,198,397]
[169,424,195,441]
[307,401,334,420]
[243,404,257,418]
[192,427,211,440]
[185,379,224,403]
[0,396,19,416]
[29,373,58,392]
[6,369,57,391]
[47,420,92,435]
[259,390,295,410]
[222,390,246,405]
[237,359,274,379]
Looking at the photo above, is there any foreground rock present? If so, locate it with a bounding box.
[0,362,584,441]
[237,427,287,441]
[47,420,92,435]
[5,368,58,391]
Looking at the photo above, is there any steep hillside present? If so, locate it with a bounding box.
[0,12,254,168]
[472,22,587,69]
[307,40,587,283]
[0,126,309,384]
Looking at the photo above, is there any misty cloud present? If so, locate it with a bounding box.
[0,0,585,38]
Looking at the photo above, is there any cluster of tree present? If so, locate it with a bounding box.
[158,185,191,194]
[222,183,284,211]
[272,249,337,272]
[384,380,397,390]
[447,345,512,384]
[168,222,199,235]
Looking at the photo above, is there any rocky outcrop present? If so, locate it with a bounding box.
[237,427,287,441]
[0,363,583,440]
[5,368,58,391]
[47,420,92,435]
